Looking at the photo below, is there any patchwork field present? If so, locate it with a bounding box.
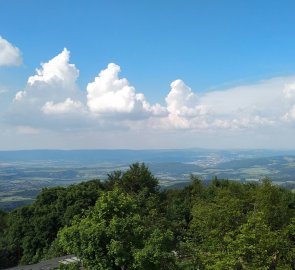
[1,149,295,211]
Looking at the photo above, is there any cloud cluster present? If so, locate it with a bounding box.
[0,36,22,66]
[7,48,295,137]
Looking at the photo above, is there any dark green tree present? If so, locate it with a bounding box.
[58,188,176,270]
[106,163,158,194]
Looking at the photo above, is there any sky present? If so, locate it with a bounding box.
[1,0,295,150]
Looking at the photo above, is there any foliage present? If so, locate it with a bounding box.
[0,163,294,270]
[106,162,159,194]
[55,262,81,270]
[1,180,104,265]
[58,188,176,269]
[179,179,295,269]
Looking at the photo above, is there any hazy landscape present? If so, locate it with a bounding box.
[2,1,295,269]
[1,149,295,211]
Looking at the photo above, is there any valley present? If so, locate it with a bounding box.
[1,149,295,211]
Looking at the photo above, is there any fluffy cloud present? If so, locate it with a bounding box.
[7,45,295,149]
[165,80,208,128]
[14,48,81,105]
[157,75,295,130]
[7,47,295,138]
[87,63,166,118]
[9,48,85,129]
[0,36,22,66]
[27,48,78,87]
[212,116,275,129]
[8,50,166,131]
[42,98,85,115]
[283,81,295,99]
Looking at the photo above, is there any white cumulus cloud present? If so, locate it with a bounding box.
[7,46,295,149]
[165,79,208,128]
[159,76,295,130]
[28,48,78,87]
[283,81,295,99]
[42,98,85,115]
[87,63,165,118]
[0,36,22,66]
[13,48,82,106]
[9,48,85,129]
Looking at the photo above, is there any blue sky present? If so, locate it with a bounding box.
[1,0,295,149]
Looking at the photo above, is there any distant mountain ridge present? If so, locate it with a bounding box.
[1,149,295,163]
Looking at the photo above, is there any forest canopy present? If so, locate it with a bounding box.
[0,163,294,269]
